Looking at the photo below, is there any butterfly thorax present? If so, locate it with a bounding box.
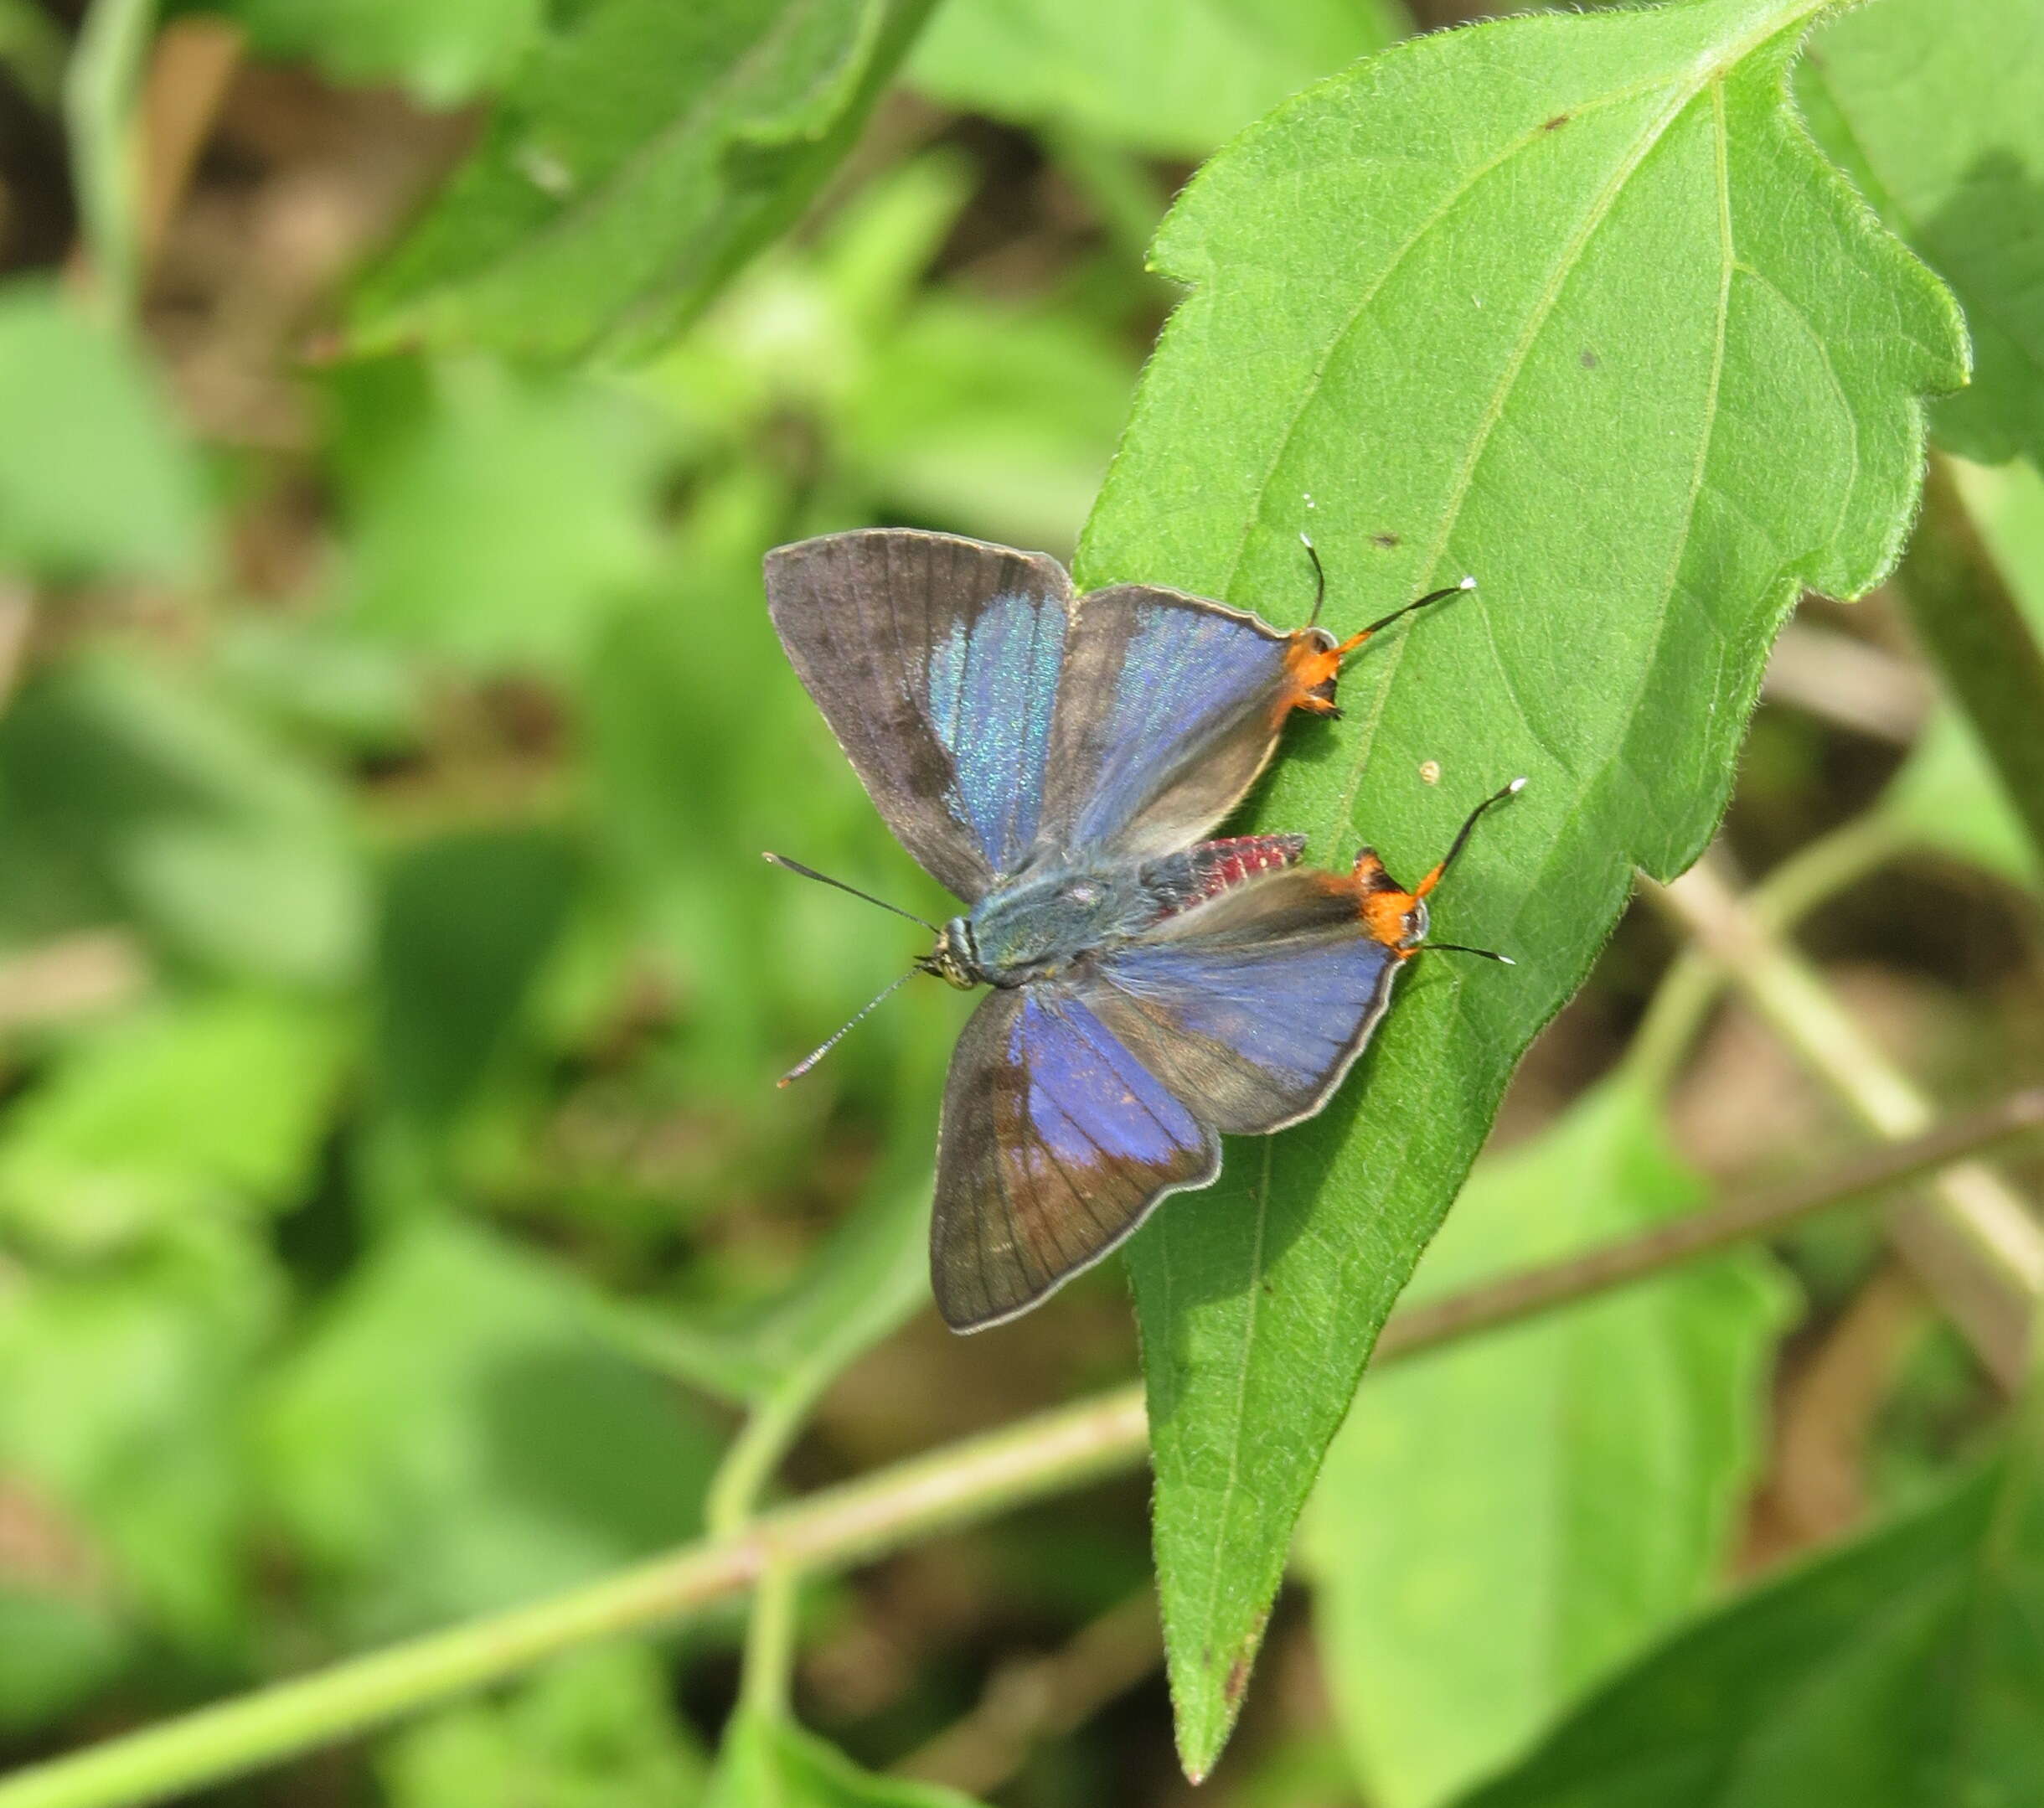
[949,863,1156,988]
[927,834,1316,990]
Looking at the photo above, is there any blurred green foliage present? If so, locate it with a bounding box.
[0,0,2041,1805]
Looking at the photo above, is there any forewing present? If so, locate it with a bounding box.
[765,529,1073,900]
[932,981,1220,1330]
[1085,868,1402,1135]
[1033,587,1310,865]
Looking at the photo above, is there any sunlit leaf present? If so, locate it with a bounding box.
[219,0,541,106]
[0,994,348,1253]
[257,1219,722,1638]
[0,1225,281,1661]
[348,0,940,361]
[1075,0,1963,1773]
[911,0,1406,158]
[0,282,207,584]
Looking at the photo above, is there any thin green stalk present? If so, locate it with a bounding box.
[0,1387,1150,1808]
[1624,810,1907,1096]
[738,1563,800,1720]
[9,1099,2044,1808]
[1894,452,2044,871]
[64,0,157,323]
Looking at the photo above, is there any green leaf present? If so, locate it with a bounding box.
[0,1592,126,1733]
[0,993,348,1253]
[1303,1083,1788,1808]
[1797,0,2044,467]
[0,653,367,984]
[910,0,1406,159]
[330,358,668,670]
[0,1224,281,1659]
[348,0,940,362]
[219,0,541,106]
[257,1218,722,1638]
[374,826,581,1134]
[705,1708,985,1808]
[380,1645,710,1808]
[1456,1441,2044,1807]
[1073,0,1964,1774]
[0,282,208,583]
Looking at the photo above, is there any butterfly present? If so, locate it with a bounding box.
[763,527,1520,1331]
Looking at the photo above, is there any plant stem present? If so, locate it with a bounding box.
[64,0,157,323]
[1624,811,1906,1097]
[738,1562,800,1720]
[8,1099,2044,1808]
[1894,452,2044,871]
[1649,852,2044,1381]
[1376,1087,2044,1359]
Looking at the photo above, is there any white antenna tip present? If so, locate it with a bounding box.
[1507,775,1529,793]
[1457,575,1478,591]
[1299,529,1315,550]
[1495,953,1517,966]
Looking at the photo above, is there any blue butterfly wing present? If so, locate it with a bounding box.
[1085,867,1404,1134]
[765,529,1071,901]
[932,981,1219,1330]
[1033,587,1319,865]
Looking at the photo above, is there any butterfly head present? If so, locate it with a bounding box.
[919,917,982,990]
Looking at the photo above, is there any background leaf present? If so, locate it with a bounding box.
[1457,1438,2044,1807]
[257,1218,722,1640]
[215,0,542,107]
[0,283,207,585]
[348,0,941,361]
[705,1708,986,1807]
[380,1645,710,1808]
[1073,0,1964,1773]
[910,0,1405,159]
[1303,1082,1788,1807]
[1798,0,2044,468]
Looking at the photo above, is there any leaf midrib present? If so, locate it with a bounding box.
[1169,0,1827,1757]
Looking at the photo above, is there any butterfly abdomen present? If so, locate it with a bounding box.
[1143,834,1308,919]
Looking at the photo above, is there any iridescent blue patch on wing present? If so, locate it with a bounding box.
[1015,990,1203,1171]
[1069,606,1291,851]
[1101,935,1396,1093]
[926,591,1064,875]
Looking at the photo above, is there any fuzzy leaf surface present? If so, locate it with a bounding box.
[1072,0,1964,1775]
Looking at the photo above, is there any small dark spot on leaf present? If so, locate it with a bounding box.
[1226,1655,1252,1707]
[1543,113,1570,131]
[1371,531,1400,549]
[1580,348,1599,369]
